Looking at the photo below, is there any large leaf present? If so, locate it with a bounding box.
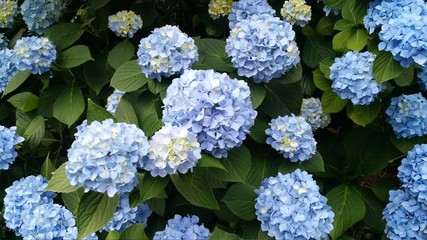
[108,40,135,70]
[346,99,381,127]
[245,151,281,187]
[316,16,336,36]
[373,51,404,83]
[371,177,399,202]
[211,227,242,240]
[332,29,353,52]
[197,153,226,170]
[394,65,414,87]
[8,92,38,112]
[247,81,265,109]
[193,38,234,72]
[119,223,149,240]
[222,183,257,220]
[302,27,336,68]
[77,192,119,239]
[389,135,427,154]
[53,81,85,127]
[313,68,332,91]
[323,0,347,9]
[22,115,45,148]
[44,23,85,50]
[133,174,170,206]
[45,163,78,193]
[63,188,84,214]
[261,82,303,118]
[346,29,368,51]
[41,152,55,180]
[110,60,148,91]
[358,189,386,232]
[326,185,366,239]
[321,89,347,113]
[87,99,116,123]
[114,98,138,125]
[3,70,31,96]
[57,45,94,68]
[209,145,251,182]
[341,0,368,25]
[248,116,269,144]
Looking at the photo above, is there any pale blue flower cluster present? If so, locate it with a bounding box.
[330,51,385,105]
[137,25,198,81]
[0,125,24,170]
[300,98,330,131]
[383,189,427,240]
[66,119,149,197]
[265,114,316,162]
[228,0,275,29]
[106,89,125,114]
[140,124,202,177]
[153,215,211,240]
[378,2,427,68]
[225,14,300,83]
[417,67,427,90]
[108,10,143,38]
[398,144,427,205]
[102,193,152,233]
[3,175,56,235]
[0,33,8,49]
[280,0,311,27]
[11,36,56,75]
[317,1,339,16]
[255,169,335,240]
[0,0,18,28]
[0,48,17,93]
[162,69,257,158]
[20,0,63,34]
[386,93,427,139]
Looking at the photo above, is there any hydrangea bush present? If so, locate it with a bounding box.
[1,0,426,239]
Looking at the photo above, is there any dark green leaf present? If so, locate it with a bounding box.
[44,23,85,50]
[7,92,38,112]
[222,183,257,220]
[261,82,303,118]
[38,84,64,118]
[248,81,266,109]
[246,151,281,187]
[22,115,45,148]
[193,38,234,72]
[332,29,353,52]
[301,151,325,173]
[3,70,31,96]
[341,0,368,25]
[317,16,336,36]
[275,63,303,84]
[210,227,242,240]
[346,29,368,51]
[249,116,269,144]
[108,40,135,69]
[313,68,332,91]
[57,45,94,68]
[394,65,414,87]
[389,135,427,154]
[209,145,251,182]
[53,81,85,127]
[115,98,138,125]
[197,153,226,170]
[323,0,347,9]
[319,58,334,79]
[371,177,399,202]
[87,99,116,123]
[63,188,84,214]
[134,174,170,206]
[90,0,109,9]
[358,189,386,232]
[346,99,381,127]
[321,89,347,113]
[45,163,78,193]
[111,60,148,91]
[334,19,355,31]
[373,51,404,83]
[106,231,121,240]
[119,223,148,240]
[303,32,336,68]
[41,152,55,180]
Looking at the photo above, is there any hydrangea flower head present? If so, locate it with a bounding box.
[208,0,233,19]
[300,98,330,131]
[153,215,211,240]
[225,14,300,83]
[162,69,257,158]
[108,10,143,38]
[0,125,24,170]
[3,175,56,234]
[0,33,9,49]
[140,124,202,177]
[378,3,427,68]
[280,0,311,27]
[417,67,427,90]
[330,51,385,105]
[265,114,316,162]
[106,89,125,114]
[20,203,78,239]
[0,48,17,93]
[66,119,149,197]
[383,189,427,240]
[0,0,18,28]
[102,193,152,232]
[386,93,427,139]
[11,36,56,75]
[255,169,335,239]
[137,25,198,81]
[228,0,275,29]
[20,0,63,34]
[398,144,427,205]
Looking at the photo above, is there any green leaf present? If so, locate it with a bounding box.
[245,151,281,187]
[249,116,269,144]
[373,51,404,83]
[108,40,135,70]
[222,183,257,220]
[346,99,381,127]
[119,223,148,240]
[77,192,119,239]
[57,45,94,68]
[63,188,84,214]
[45,163,78,193]
[115,99,138,125]
[319,58,334,79]
[334,19,355,31]
[358,189,386,232]
[313,68,332,91]
[394,65,414,87]
[38,84,64,118]
[41,152,55,180]
[389,135,427,154]
[261,82,303,118]
[321,89,348,113]
[341,0,368,24]
[346,29,368,51]
[8,92,38,112]
[3,70,31,96]
[317,16,336,36]
[301,151,325,173]
[44,23,85,50]
[9,28,25,48]
[193,38,234,72]
[110,60,149,92]
[134,174,170,205]
[53,81,85,127]
[326,185,366,239]
[106,231,121,240]
[303,32,336,68]
[371,177,399,202]
[83,55,112,94]
[332,29,353,52]
[90,0,109,9]
[275,63,303,84]
[22,115,45,148]
[323,0,347,9]
[247,81,266,109]
[171,170,219,210]
[209,145,251,182]
[87,99,116,123]
[147,78,170,95]
[210,227,242,240]
[197,153,226,170]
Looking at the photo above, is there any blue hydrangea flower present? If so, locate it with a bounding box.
[0,0,18,28]
[66,119,149,197]
[300,98,330,131]
[140,124,202,177]
[323,5,340,16]
[228,0,275,29]
[383,189,427,240]
[280,0,311,27]
[0,125,25,170]
[162,69,257,158]
[417,67,427,90]
[398,144,427,205]
[255,169,335,239]
[108,10,143,38]
[0,33,9,49]
[102,193,152,233]
[137,25,198,81]
[225,14,300,83]
[208,0,233,19]
[153,215,211,240]
[3,175,56,235]
[386,93,427,139]
[106,89,125,114]
[19,203,78,240]
[378,3,427,68]
[0,48,17,94]
[266,114,316,162]
[84,233,99,240]
[330,51,385,105]
[11,36,56,75]
[20,0,63,34]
